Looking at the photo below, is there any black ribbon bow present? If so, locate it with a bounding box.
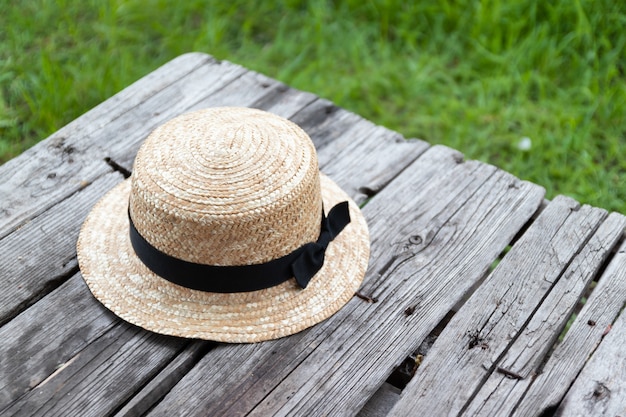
[291,201,351,288]
[129,201,351,293]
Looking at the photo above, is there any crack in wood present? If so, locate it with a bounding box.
[111,340,214,417]
[104,157,132,178]
[536,403,560,417]
[0,264,80,329]
[386,311,455,391]
[554,225,623,344]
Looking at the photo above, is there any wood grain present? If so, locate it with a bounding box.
[145,146,544,416]
[465,212,626,416]
[556,280,626,416]
[113,341,211,417]
[388,196,607,416]
[0,172,123,325]
[356,383,401,417]
[317,117,428,204]
[290,98,364,150]
[0,274,119,409]
[514,233,626,416]
[2,323,186,417]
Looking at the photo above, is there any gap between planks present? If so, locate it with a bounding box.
[144,145,545,417]
[387,199,626,416]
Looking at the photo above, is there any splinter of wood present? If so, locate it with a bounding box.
[496,366,525,380]
[355,292,378,303]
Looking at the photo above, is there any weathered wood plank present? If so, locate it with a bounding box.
[145,146,544,417]
[464,212,626,416]
[356,383,401,417]
[74,56,253,170]
[0,53,217,238]
[317,119,428,204]
[513,234,626,416]
[249,83,319,117]
[0,272,192,417]
[387,196,607,417]
[0,172,123,325]
[0,275,119,409]
[143,333,322,415]
[290,98,365,150]
[2,323,186,417]
[113,341,211,417]
[556,291,626,416]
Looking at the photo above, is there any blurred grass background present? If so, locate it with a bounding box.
[1,0,625,212]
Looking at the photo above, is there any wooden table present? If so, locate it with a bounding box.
[1,53,625,417]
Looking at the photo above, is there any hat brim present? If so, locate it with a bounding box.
[77,173,369,343]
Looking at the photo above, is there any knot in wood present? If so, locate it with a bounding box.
[467,329,489,350]
[589,381,611,401]
[408,235,422,245]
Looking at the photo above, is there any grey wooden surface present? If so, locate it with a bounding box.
[1,52,625,417]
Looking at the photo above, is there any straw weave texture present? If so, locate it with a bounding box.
[130,108,322,265]
[77,107,370,343]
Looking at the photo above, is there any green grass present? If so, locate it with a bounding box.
[1,0,625,212]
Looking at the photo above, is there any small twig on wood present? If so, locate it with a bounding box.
[496,366,525,380]
[355,292,378,303]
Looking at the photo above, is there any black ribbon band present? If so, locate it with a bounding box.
[128,201,351,293]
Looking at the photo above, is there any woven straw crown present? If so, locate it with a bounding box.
[130,107,323,267]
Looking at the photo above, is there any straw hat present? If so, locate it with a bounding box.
[77,107,370,343]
